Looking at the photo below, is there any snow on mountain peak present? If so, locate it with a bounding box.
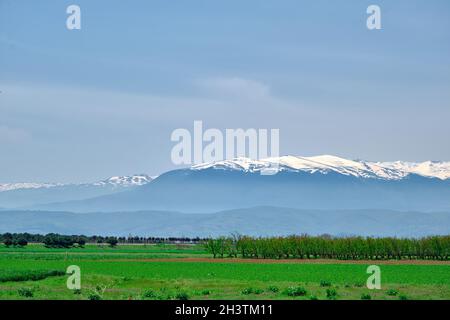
[191,155,450,180]
[376,160,450,180]
[0,182,62,192]
[98,174,153,187]
[0,174,153,192]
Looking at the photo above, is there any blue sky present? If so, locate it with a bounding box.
[1,0,450,183]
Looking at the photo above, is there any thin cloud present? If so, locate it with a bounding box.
[195,77,271,101]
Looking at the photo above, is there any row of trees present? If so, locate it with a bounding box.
[3,238,28,247]
[0,232,207,247]
[1,233,29,247]
[205,235,450,260]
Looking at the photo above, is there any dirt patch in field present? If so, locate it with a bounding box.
[101,257,450,265]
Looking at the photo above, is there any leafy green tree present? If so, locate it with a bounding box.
[16,239,28,247]
[106,237,118,247]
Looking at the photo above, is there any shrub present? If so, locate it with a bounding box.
[267,286,279,293]
[142,289,157,299]
[87,292,102,300]
[175,291,189,300]
[284,286,307,297]
[201,289,211,295]
[3,239,13,247]
[253,288,264,295]
[309,295,318,300]
[326,288,338,300]
[241,287,253,295]
[73,289,82,295]
[386,289,399,296]
[320,280,332,287]
[399,295,408,300]
[361,293,372,300]
[18,288,34,298]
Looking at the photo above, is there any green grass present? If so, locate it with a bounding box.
[0,269,65,282]
[0,244,449,300]
[2,259,449,285]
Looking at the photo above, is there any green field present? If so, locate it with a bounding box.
[0,244,449,300]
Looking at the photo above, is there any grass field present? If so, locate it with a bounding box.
[0,244,449,300]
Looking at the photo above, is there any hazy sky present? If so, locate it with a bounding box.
[1,0,449,183]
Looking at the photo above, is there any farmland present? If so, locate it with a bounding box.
[0,243,449,300]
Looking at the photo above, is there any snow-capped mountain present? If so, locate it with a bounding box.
[0,182,63,192]
[192,155,450,180]
[0,174,153,193]
[0,175,153,209]
[94,175,153,187]
[3,155,450,214]
[27,154,450,214]
[3,156,448,237]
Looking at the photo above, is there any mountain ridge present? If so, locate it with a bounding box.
[2,155,450,213]
[0,174,153,209]
[0,174,153,192]
[30,167,450,213]
[192,155,450,180]
[0,207,448,237]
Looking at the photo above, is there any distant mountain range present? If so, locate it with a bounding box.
[192,155,450,180]
[0,175,153,208]
[14,155,448,214]
[1,155,449,237]
[0,207,448,237]
[1,155,450,212]
[0,174,153,192]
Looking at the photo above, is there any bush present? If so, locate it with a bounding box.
[267,286,279,293]
[241,287,254,295]
[18,288,34,298]
[253,288,264,295]
[142,289,157,299]
[399,295,408,300]
[175,291,189,300]
[201,289,211,295]
[361,293,372,300]
[284,286,307,297]
[386,289,399,296]
[309,295,318,300]
[87,292,102,300]
[320,280,332,287]
[3,239,13,247]
[326,288,338,300]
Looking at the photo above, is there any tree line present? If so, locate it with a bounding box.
[0,232,207,248]
[205,235,450,260]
